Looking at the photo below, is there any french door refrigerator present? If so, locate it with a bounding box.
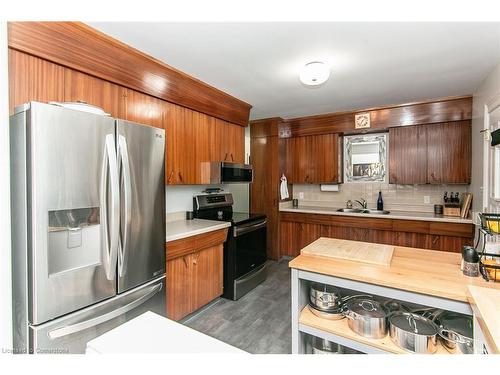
[10,102,166,354]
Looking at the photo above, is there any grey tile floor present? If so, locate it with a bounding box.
[184,259,292,354]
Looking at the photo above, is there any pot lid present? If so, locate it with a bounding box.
[390,313,438,336]
[345,298,388,318]
[436,311,473,339]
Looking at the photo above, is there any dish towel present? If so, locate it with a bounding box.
[280,174,289,200]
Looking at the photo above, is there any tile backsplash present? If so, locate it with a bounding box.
[293,183,468,213]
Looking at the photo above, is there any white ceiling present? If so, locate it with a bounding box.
[88,22,500,120]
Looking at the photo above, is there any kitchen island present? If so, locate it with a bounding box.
[289,238,500,354]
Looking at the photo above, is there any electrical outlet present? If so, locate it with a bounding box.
[299,192,304,199]
[424,195,431,204]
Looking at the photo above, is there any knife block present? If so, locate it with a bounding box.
[443,204,461,217]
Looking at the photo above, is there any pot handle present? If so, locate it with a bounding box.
[439,328,468,345]
[340,305,355,320]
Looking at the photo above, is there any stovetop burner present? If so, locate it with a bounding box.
[193,193,265,225]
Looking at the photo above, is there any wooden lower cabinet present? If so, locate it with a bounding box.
[166,229,227,321]
[279,213,473,258]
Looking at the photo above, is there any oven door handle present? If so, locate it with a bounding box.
[233,219,267,237]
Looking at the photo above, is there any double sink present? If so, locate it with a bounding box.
[337,208,391,215]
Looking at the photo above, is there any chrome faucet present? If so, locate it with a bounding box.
[355,198,367,209]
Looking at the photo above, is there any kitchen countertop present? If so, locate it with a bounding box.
[166,219,231,242]
[86,311,245,354]
[289,239,500,303]
[280,205,474,224]
[468,285,500,354]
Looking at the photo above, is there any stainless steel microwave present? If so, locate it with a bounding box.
[201,162,253,184]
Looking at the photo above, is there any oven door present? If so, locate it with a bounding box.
[233,219,267,279]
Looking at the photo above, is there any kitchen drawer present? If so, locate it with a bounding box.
[429,222,474,238]
[392,219,430,234]
[166,228,228,261]
[280,212,308,223]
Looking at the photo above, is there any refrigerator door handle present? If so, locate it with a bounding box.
[47,282,163,340]
[117,135,132,277]
[101,134,120,281]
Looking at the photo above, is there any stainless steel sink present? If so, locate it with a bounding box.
[336,208,391,215]
[361,209,391,215]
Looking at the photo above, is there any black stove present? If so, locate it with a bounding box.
[193,193,267,300]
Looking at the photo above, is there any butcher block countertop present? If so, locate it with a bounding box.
[468,286,500,354]
[289,238,500,303]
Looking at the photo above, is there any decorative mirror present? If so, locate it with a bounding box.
[343,133,387,182]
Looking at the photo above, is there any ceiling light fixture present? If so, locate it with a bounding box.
[299,61,330,86]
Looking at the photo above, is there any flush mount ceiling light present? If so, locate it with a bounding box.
[299,61,330,86]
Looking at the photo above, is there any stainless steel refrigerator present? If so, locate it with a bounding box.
[10,102,166,354]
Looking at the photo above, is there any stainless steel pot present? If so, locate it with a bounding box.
[309,283,342,312]
[343,298,389,339]
[436,311,474,354]
[389,312,438,354]
[309,336,344,354]
[309,283,370,313]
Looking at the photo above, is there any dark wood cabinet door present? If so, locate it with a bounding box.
[64,69,122,118]
[9,49,65,114]
[165,104,196,184]
[282,137,295,181]
[312,133,341,183]
[427,121,471,184]
[292,136,312,183]
[120,88,164,129]
[287,134,341,184]
[251,136,279,259]
[192,245,223,310]
[166,255,193,321]
[389,125,427,184]
[279,221,298,258]
[297,223,321,251]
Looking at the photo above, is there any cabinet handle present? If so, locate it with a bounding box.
[192,253,199,265]
[167,171,174,183]
[182,256,189,268]
[178,172,183,182]
[430,173,436,182]
[224,153,228,161]
[230,153,234,162]
[432,236,440,245]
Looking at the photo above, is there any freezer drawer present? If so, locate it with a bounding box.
[29,276,166,354]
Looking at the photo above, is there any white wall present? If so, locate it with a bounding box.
[0,22,13,352]
[471,62,500,219]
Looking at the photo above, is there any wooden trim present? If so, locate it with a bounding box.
[8,22,251,126]
[166,228,228,261]
[252,96,472,138]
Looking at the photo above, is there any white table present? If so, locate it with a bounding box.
[86,311,246,354]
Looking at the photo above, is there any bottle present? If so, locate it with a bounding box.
[377,191,384,211]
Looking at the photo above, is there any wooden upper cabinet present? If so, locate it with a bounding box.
[427,121,471,184]
[313,133,341,183]
[287,133,341,184]
[389,121,471,184]
[8,49,65,113]
[165,103,196,184]
[63,69,122,117]
[389,125,427,184]
[120,88,164,129]
[218,120,245,163]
